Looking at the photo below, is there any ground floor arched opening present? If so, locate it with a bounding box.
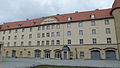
[91,50,101,60]
[105,50,116,60]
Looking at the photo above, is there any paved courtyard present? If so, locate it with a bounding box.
[0,58,120,68]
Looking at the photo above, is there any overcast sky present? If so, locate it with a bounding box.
[0,0,114,24]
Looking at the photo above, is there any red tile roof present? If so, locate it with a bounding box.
[112,0,120,9]
[0,8,113,30]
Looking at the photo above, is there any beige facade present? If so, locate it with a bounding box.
[0,0,120,60]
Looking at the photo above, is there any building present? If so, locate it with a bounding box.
[0,0,120,60]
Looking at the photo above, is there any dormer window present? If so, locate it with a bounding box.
[90,14,95,19]
[17,24,22,27]
[31,22,36,25]
[68,17,72,21]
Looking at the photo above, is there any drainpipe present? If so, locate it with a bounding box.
[75,48,78,59]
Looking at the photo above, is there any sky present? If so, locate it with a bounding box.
[0,0,114,24]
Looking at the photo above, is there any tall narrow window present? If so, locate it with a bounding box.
[67,31,71,36]
[51,25,55,29]
[56,25,60,29]
[9,30,11,34]
[51,32,55,37]
[46,25,50,30]
[56,32,60,37]
[106,28,111,34]
[78,22,83,27]
[79,30,83,35]
[14,36,17,40]
[46,40,49,45]
[42,41,44,45]
[22,28,25,32]
[3,31,6,34]
[29,34,32,38]
[28,41,32,46]
[37,41,40,46]
[68,40,71,44]
[80,52,84,59]
[92,29,96,34]
[91,21,96,26]
[56,40,60,45]
[15,29,18,33]
[51,40,54,45]
[92,38,97,44]
[8,36,10,40]
[42,33,45,37]
[7,42,10,46]
[37,33,40,38]
[80,39,83,44]
[42,26,45,30]
[67,23,71,28]
[105,20,109,25]
[30,27,32,32]
[21,35,24,39]
[38,26,41,30]
[2,36,4,40]
[46,33,50,37]
[21,42,24,46]
[107,38,112,44]
[14,42,16,46]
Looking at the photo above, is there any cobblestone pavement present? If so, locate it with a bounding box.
[0,58,120,68]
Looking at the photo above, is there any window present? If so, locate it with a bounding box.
[37,41,40,46]
[78,22,83,27]
[51,40,54,45]
[106,28,111,34]
[80,39,83,44]
[8,36,10,40]
[92,29,96,34]
[107,38,112,44]
[37,33,40,38]
[3,31,6,34]
[38,26,41,30]
[51,25,55,29]
[56,25,60,29]
[56,40,60,45]
[28,51,31,56]
[42,41,44,45]
[42,26,45,30]
[9,30,11,34]
[46,40,49,45]
[68,40,71,44]
[21,35,24,39]
[105,20,109,25]
[45,51,50,59]
[67,31,71,36]
[46,25,50,30]
[79,30,83,35]
[7,42,10,46]
[51,32,55,37]
[14,42,16,46]
[28,41,32,46]
[67,23,71,28]
[30,27,32,32]
[56,32,60,37]
[21,42,24,46]
[46,33,50,37]
[92,38,97,44]
[20,51,23,56]
[42,33,45,37]
[80,52,84,59]
[2,36,4,40]
[29,34,32,38]
[22,28,25,32]
[15,29,18,33]
[91,21,96,26]
[90,14,95,19]
[68,17,72,21]
[14,36,17,40]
